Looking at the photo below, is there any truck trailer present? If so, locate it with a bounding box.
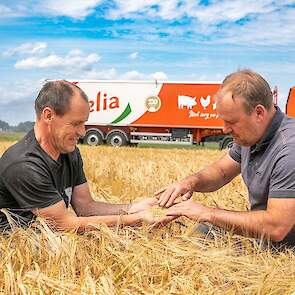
[286,86,295,117]
[72,80,234,148]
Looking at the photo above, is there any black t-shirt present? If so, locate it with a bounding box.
[0,129,87,228]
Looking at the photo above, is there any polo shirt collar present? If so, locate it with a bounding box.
[251,106,284,153]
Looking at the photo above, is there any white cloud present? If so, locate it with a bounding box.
[2,42,47,57]
[79,68,118,80]
[120,70,168,80]
[188,72,224,82]
[70,68,168,81]
[63,66,167,81]
[213,8,295,46]
[0,4,13,15]
[42,0,103,19]
[0,3,26,18]
[0,78,45,125]
[120,70,146,80]
[150,71,168,80]
[108,0,277,22]
[187,1,275,25]
[107,0,295,45]
[128,52,138,59]
[1,1,295,45]
[0,79,42,104]
[14,50,100,70]
[0,0,102,19]
[108,0,182,20]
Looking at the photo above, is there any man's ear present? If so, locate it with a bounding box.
[255,104,266,122]
[42,107,54,123]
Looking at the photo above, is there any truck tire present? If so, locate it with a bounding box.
[220,136,233,150]
[106,131,128,147]
[85,130,103,146]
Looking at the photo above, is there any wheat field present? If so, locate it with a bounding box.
[0,142,295,294]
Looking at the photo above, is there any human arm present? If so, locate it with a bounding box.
[71,182,129,216]
[166,198,295,241]
[167,143,295,241]
[3,160,162,231]
[72,146,163,216]
[155,152,241,207]
[32,200,155,232]
[71,182,158,216]
[32,194,175,232]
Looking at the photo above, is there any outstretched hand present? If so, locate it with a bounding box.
[154,180,193,208]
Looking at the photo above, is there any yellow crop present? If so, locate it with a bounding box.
[0,142,294,294]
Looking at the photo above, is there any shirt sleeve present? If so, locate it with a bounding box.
[269,145,295,198]
[229,143,242,163]
[2,160,63,209]
[74,147,87,186]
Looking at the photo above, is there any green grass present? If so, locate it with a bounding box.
[137,141,219,150]
[0,132,25,142]
[80,141,220,150]
[0,132,220,150]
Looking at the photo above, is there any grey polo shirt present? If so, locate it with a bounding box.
[229,107,295,246]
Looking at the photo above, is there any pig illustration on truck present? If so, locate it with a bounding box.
[177,95,197,109]
[70,80,235,148]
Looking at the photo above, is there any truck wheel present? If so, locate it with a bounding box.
[85,130,103,146]
[220,136,233,149]
[106,131,128,147]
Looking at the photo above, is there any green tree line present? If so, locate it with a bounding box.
[0,120,34,133]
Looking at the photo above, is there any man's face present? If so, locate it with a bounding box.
[216,91,260,147]
[50,93,89,154]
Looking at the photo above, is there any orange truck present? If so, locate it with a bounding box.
[286,86,295,117]
[73,80,234,148]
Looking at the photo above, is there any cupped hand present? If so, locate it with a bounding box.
[139,208,177,227]
[128,197,158,214]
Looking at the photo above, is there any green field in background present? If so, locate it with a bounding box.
[0,132,220,150]
[0,132,25,142]
[137,142,219,150]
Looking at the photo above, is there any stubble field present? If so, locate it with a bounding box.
[0,142,295,294]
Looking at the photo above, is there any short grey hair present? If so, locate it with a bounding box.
[34,80,88,117]
[219,69,273,114]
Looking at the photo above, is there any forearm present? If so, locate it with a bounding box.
[74,201,130,217]
[183,154,240,193]
[204,207,286,241]
[48,212,142,233]
[185,165,229,192]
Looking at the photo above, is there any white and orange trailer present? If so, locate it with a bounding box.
[72,80,231,148]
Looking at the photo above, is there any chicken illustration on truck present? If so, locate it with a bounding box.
[71,80,235,148]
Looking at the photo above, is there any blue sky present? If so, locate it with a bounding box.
[0,0,295,125]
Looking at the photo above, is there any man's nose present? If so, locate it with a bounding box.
[77,124,86,137]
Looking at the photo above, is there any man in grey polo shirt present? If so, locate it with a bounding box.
[155,69,295,248]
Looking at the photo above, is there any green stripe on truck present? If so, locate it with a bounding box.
[111,103,132,124]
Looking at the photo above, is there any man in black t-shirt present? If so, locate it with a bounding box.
[0,81,170,232]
